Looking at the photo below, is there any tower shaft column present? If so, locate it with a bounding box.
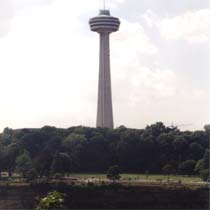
[89,9,120,129]
[97,32,113,129]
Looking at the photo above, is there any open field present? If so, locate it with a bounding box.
[68,173,202,182]
[0,172,203,183]
[0,174,208,190]
[0,172,207,189]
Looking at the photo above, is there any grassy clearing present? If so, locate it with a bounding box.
[0,172,202,183]
[68,173,202,182]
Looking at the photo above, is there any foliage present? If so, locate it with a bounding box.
[25,168,38,182]
[189,142,204,160]
[194,159,204,174]
[0,123,208,177]
[179,160,196,175]
[196,149,210,181]
[107,165,121,180]
[162,164,175,175]
[15,151,33,178]
[199,169,209,181]
[162,164,176,181]
[203,149,210,169]
[50,152,71,175]
[35,191,65,210]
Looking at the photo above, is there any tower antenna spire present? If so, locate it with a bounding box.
[103,0,106,10]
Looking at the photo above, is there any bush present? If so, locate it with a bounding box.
[107,165,121,181]
[162,164,175,175]
[26,168,38,182]
[200,169,209,181]
[194,159,204,174]
[179,160,196,175]
[53,173,63,179]
[35,191,65,210]
[15,151,33,178]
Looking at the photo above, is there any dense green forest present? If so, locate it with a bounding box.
[0,122,209,179]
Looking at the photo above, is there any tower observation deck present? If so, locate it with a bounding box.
[89,10,120,129]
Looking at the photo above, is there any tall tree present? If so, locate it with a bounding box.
[16,151,33,178]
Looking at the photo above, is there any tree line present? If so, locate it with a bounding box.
[0,122,209,180]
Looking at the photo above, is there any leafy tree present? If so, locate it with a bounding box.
[0,147,6,177]
[196,150,210,181]
[199,169,209,181]
[107,165,121,180]
[145,122,167,137]
[50,152,71,175]
[173,136,188,163]
[194,149,209,180]
[203,149,210,169]
[194,159,204,174]
[25,168,38,182]
[0,123,208,176]
[33,151,53,178]
[179,160,196,175]
[0,133,12,146]
[15,151,33,178]
[162,164,176,181]
[62,133,86,171]
[83,133,111,172]
[116,129,146,172]
[3,127,13,135]
[63,133,86,148]
[189,142,204,160]
[17,132,45,158]
[5,143,19,176]
[157,133,174,162]
[204,124,210,138]
[35,191,65,210]
[192,131,208,148]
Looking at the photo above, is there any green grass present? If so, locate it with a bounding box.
[69,173,106,179]
[67,173,202,182]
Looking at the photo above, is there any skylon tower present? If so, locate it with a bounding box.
[89,9,120,129]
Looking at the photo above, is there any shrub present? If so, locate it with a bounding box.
[107,165,121,181]
[35,191,65,210]
[15,151,33,178]
[25,168,38,182]
[53,173,63,179]
[179,160,196,175]
[162,164,175,175]
[194,159,204,174]
[200,169,209,181]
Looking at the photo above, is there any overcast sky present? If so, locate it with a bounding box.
[0,0,209,131]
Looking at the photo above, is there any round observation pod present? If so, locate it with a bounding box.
[89,10,120,33]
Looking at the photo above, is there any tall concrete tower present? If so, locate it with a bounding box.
[89,9,120,129]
